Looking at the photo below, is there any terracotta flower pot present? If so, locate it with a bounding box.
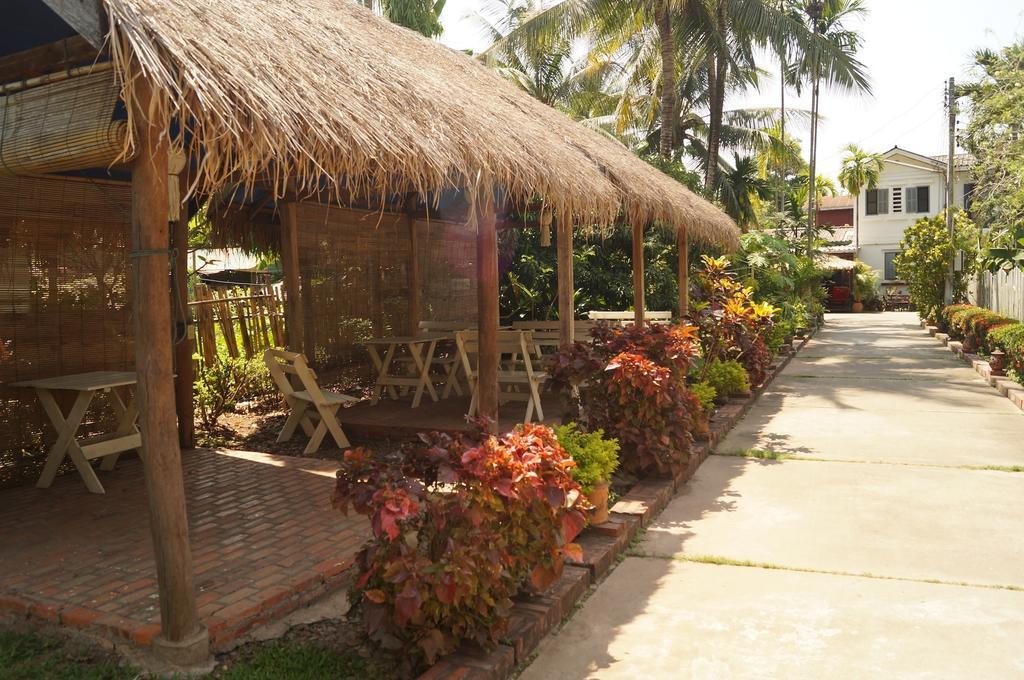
[852,301,864,313]
[990,349,1007,377]
[586,481,610,525]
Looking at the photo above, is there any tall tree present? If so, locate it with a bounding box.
[360,0,448,38]
[838,143,882,249]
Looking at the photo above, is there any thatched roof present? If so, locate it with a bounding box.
[103,0,738,249]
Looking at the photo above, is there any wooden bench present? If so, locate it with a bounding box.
[586,310,673,325]
[455,330,545,423]
[511,320,598,350]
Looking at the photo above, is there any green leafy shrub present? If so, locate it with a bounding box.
[852,261,879,303]
[704,359,750,400]
[690,381,717,412]
[894,211,979,322]
[989,322,1024,378]
[194,353,272,429]
[689,256,777,386]
[944,305,1017,352]
[333,424,587,670]
[554,423,620,493]
[547,322,701,478]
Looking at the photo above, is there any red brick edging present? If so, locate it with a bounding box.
[417,328,818,678]
[923,323,1024,412]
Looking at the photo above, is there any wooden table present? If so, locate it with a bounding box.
[12,371,141,494]
[363,335,447,408]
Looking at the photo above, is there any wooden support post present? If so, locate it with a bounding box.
[632,222,645,326]
[405,195,421,336]
[557,216,574,346]
[677,224,688,319]
[172,173,194,449]
[279,201,305,354]
[129,76,207,663]
[476,203,499,426]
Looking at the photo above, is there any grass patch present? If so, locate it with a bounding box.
[218,641,384,680]
[715,449,792,460]
[628,552,1024,592]
[0,632,390,680]
[0,631,136,680]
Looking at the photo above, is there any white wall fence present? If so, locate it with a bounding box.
[975,268,1024,321]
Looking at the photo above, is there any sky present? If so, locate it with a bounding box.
[436,0,1024,186]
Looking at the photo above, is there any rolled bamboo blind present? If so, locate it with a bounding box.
[0,70,126,177]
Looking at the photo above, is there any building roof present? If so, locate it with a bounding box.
[100,0,739,248]
[821,225,856,254]
[883,146,974,172]
[817,195,854,211]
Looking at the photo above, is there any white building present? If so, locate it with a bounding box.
[855,147,975,292]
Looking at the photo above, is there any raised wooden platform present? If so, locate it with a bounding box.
[339,394,564,438]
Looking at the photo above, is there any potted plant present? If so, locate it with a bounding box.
[852,261,878,313]
[555,424,620,525]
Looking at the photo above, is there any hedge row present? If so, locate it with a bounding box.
[941,304,1024,377]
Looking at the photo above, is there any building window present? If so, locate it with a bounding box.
[964,182,977,213]
[891,187,903,213]
[884,252,899,281]
[905,186,930,214]
[866,188,889,215]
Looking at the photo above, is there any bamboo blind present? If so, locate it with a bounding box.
[296,204,477,369]
[0,70,127,177]
[0,174,132,487]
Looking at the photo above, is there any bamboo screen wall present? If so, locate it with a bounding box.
[0,174,133,486]
[295,204,478,370]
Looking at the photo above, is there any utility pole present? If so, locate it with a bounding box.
[944,77,957,305]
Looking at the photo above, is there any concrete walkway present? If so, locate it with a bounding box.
[522,313,1024,679]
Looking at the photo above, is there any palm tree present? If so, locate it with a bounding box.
[481,0,687,157]
[788,0,870,252]
[837,143,883,251]
[715,154,771,229]
[360,0,448,37]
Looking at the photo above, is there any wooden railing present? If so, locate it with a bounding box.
[189,283,286,367]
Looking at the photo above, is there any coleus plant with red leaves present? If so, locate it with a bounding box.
[332,422,587,669]
[547,322,701,477]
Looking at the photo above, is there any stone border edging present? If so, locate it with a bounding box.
[922,321,1024,412]
[418,327,819,679]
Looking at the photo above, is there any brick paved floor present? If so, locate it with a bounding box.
[0,449,367,649]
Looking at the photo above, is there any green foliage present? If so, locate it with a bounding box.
[0,631,137,679]
[981,224,1024,274]
[962,41,1024,262]
[894,211,979,322]
[690,381,717,412]
[852,260,879,303]
[690,256,777,386]
[194,352,273,429]
[838,144,883,198]
[499,225,698,322]
[554,423,620,493]
[546,323,702,477]
[989,322,1024,377]
[369,0,446,38]
[944,304,1017,353]
[218,641,388,680]
[333,424,586,669]
[704,359,751,399]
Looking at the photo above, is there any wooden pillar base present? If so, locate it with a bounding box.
[152,626,211,670]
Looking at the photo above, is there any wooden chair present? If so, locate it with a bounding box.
[455,330,545,423]
[263,349,360,454]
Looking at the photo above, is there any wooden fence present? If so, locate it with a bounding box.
[189,283,286,367]
[976,268,1024,321]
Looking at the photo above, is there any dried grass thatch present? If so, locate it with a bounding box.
[102,0,738,249]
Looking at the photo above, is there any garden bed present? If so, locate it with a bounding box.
[415,326,817,680]
[923,321,1024,413]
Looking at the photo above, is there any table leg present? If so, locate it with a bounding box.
[367,345,385,405]
[100,387,140,471]
[410,340,439,408]
[35,388,105,493]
